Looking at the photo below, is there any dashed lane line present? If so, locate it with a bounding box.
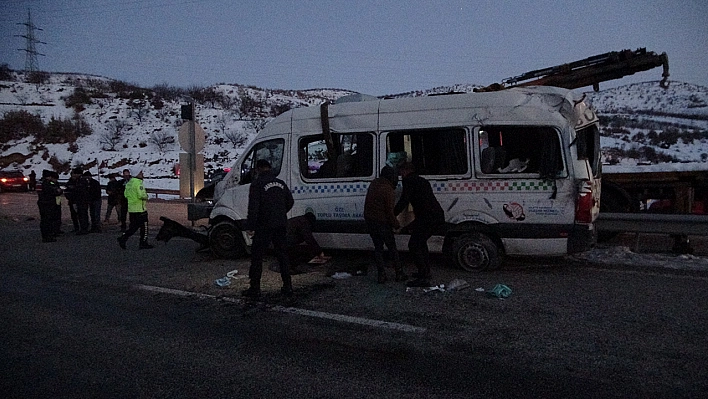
[134,284,427,334]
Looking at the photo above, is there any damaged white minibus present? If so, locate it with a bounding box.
[203,86,601,271]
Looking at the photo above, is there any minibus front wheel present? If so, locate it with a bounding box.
[209,221,247,259]
[451,232,502,272]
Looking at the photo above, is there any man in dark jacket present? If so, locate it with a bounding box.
[64,167,82,232]
[118,169,131,231]
[75,171,91,235]
[243,159,295,298]
[37,170,62,242]
[363,165,407,283]
[83,171,102,233]
[104,173,122,223]
[394,162,445,287]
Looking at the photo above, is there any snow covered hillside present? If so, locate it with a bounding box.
[2,70,708,185]
[0,70,355,181]
[586,81,708,166]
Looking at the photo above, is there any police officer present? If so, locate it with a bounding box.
[37,170,62,242]
[64,167,82,233]
[118,169,130,231]
[75,170,92,235]
[117,167,153,250]
[243,159,295,298]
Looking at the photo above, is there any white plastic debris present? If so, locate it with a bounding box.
[475,287,485,292]
[446,279,470,291]
[423,284,446,293]
[214,269,242,287]
[331,272,352,279]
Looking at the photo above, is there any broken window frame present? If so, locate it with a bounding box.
[298,132,375,180]
[384,127,470,177]
[575,124,602,178]
[475,125,567,179]
[239,138,285,185]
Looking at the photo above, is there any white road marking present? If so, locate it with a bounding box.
[134,284,427,334]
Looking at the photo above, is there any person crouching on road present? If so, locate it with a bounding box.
[243,159,295,298]
[117,167,154,250]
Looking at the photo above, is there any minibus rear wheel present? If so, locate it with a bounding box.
[209,221,246,259]
[451,233,501,272]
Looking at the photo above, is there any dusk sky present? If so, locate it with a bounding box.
[2,0,707,96]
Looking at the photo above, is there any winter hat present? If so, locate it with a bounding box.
[130,166,143,176]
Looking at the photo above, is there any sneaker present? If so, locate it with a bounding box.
[117,237,127,249]
[242,287,261,298]
[406,278,431,288]
[139,243,155,250]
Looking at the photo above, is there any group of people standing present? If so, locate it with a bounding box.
[363,161,444,288]
[241,158,444,299]
[37,166,154,250]
[64,167,105,235]
[37,158,442,294]
[36,167,107,242]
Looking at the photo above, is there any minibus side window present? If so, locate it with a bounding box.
[239,138,285,185]
[385,128,468,176]
[478,126,564,178]
[299,133,374,179]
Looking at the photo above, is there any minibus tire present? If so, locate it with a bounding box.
[209,221,246,259]
[451,233,501,272]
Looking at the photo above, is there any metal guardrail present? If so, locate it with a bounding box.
[596,213,708,236]
[145,188,180,199]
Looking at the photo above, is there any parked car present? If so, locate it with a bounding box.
[0,170,29,193]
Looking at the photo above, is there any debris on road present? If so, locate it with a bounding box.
[488,284,512,298]
[214,269,241,287]
[331,272,352,279]
[446,279,470,291]
[423,284,446,293]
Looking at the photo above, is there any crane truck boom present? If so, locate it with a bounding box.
[476,48,669,92]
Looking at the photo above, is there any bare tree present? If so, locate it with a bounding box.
[129,99,149,124]
[215,113,229,134]
[245,118,267,134]
[225,129,249,148]
[100,119,128,150]
[148,130,175,153]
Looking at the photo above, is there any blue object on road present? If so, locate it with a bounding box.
[488,284,512,298]
[215,277,231,287]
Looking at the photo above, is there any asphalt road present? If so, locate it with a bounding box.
[1,193,708,398]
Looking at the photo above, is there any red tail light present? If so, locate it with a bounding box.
[575,181,594,224]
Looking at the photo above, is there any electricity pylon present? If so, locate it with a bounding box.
[16,8,45,74]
